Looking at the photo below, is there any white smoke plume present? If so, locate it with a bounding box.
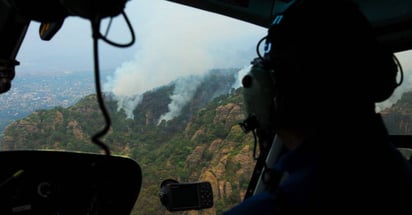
[158,75,204,124]
[116,95,143,119]
[103,0,266,119]
[376,50,412,112]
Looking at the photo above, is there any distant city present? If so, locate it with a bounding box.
[0,69,113,136]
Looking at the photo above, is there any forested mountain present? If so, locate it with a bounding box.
[1,67,412,214]
[1,69,256,214]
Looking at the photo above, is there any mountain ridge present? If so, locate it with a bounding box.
[2,70,412,214]
[1,68,252,214]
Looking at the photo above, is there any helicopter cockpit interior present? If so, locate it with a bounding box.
[0,0,411,214]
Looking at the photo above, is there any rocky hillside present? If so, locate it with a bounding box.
[1,69,256,215]
[2,68,412,214]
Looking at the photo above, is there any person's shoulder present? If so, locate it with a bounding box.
[222,192,280,215]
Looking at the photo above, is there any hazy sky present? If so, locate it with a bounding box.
[16,0,266,75]
[14,0,268,119]
[13,0,412,114]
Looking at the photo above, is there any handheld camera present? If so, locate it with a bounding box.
[159,179,213,212]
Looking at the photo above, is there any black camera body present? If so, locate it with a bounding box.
[159,179,213,212]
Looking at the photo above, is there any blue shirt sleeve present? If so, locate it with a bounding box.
[222,191,280,215]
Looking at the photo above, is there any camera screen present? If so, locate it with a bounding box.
[169,184,199,208]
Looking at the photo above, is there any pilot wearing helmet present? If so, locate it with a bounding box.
[224,0,412,214]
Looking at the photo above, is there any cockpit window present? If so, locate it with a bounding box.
[0,1,266,213]
[379,50,412,135]
[0,1,412,214]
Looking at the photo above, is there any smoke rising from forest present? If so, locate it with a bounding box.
[103,0,266,119]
